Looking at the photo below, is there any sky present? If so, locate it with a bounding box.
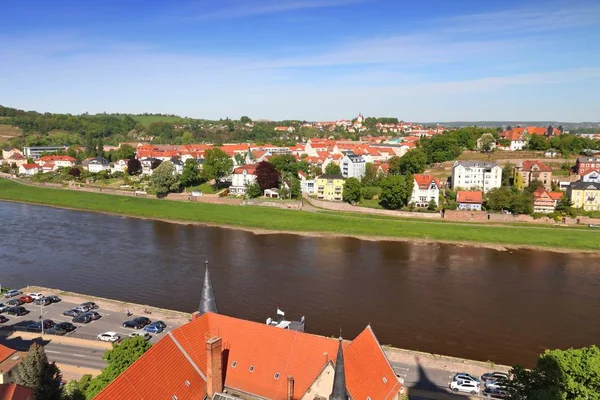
[1,0,599,122]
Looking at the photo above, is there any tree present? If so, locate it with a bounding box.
[507,345,600,400]
[245,182,262,198]
[502,164,513,187]
[85,337,152,399]
[150,159,162,170]
[396,149,428,175]
[62,374,92,400]
[203,148,233,188]
[181,131,194,144]
[68,167,81,177]
[525,179,545,193]
[290,177,301,199]
[527,134,549,151]
[427,199,438,211]
[388,156,402,175]
[511,191,534,214]
[240,116,252,124]
[127,158,142,175]
[555,196,574,214]
[270,154,298,175]
[117,144,136,160]
[343,177,361,204]
[324,163,341,175]
[478,133,496,153]
[255,161,279,191]
[485,187,514,212]
[180,159,200,188]
[379,175,412,210]
[362,162,379,186]
[151,161,180,196]
[15,342,62,400]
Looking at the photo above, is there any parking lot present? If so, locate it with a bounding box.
[1,290,186,344]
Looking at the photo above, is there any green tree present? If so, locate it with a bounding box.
[527,134,549,151]
[485,187,514,212]
[511,191,534,214]
[151,161,180,195]
[117,144,136,160]
[240,116,252,124]
[342,177,361,204]
[85,337,152,399]
[245,182,262,198]
[324,163,341,175]
[427,199,438,211]
[270,154,298,175]
[502,164,514,187]
[362,162,379,186]
[290,176,301,199]
[180,159,200,188]
[203,148,233,188]
[62,374,92,400]
[127,158,142,175]
[555,196,574,214]
[478,133,496,153]
[525,179,545,193]
[379,175,411,210]
[396,148,428,175]
[15,342,62,400]
[181,131,194,144]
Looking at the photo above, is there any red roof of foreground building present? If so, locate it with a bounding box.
[414,174,440,189]
[233,164,257,175]
[96,313,401,400]
[20,164,39,170]
[457,191,483,204]
[0,383,34,400]
[0,345,15,364]
[39,155,75,162]
[521,160,552,172]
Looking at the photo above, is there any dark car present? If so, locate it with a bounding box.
[144,320,167,333]
[34,297,52,306]
[27,319,55,332]
[82,311,101,321]
[483,388,509,399]
[55,322,76,332]
[80,302,98,310]
[0,315,8,323]
[18,295,33,304]
[6,306,27,316]
[72,314,93,324]
[63,309,81,317]
[481,372,509,383]
[46,295,61,303]
[46,326,67,336]
[7,299,23,307]
[123,317,151,329]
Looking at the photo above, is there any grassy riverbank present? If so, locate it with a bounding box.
[1,178,599,251]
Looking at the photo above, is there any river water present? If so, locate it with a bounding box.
[1,200,599,366]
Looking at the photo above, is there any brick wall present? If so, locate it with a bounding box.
[244,199,303,210]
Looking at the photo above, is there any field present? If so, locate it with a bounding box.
[0,123,22,138]
[0,178,599,251]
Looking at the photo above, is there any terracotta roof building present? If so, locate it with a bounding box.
[456,191,483,211]
[516,161,553,190]
[0,344,25,386]
[0,383,33,400]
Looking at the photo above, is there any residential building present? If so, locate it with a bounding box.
[532,187,563,213]
[3,153,27,167]
[456,191,483,211]
[18,164,40,176]
[170,157,184,174]
[230,164,257,196]
[515,161,553,190]
[2,148,23,160]
[298,171,316,194]
[0,383,34,400]
[84,157,110,173]
[36,155,75,168]
[110,159,129,173]
[41,164,56,173]
[96,263,403,400]
[410,174,440,207]
[451,161,501,192]
[575,156,600,176]
[140,157,160,176]
[568,181,600,211]
[0,344,25,385]
[582,170,600,183]
[499,127,526,151]
[316,174,345,201]
[22,146,68,158]
[340,153,366,179]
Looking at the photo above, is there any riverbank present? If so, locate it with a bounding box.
[1,177,599,252]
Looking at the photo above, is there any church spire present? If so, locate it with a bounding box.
[199,260,217,315]
[329,337,348,400]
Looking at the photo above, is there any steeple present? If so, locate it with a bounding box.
[329,338,348,400]
[199,260,217,315]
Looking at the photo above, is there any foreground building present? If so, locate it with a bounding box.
[0,344,25,385]
[230,165,257,196]
[515,161,553,190]
[316,174,345,201]
[410,174,440,207]
[456,191,483,211]
[532,187,563,213]
[568,180,600,211]
[340,152,366,179]
[96,263,403,400]
[451,161,501,192]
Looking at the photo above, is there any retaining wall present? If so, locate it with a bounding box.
[305,195,442,219]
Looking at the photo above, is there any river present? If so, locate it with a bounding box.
[1,200,599,366]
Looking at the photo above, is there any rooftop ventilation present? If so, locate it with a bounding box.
[274,372,280,379]
[184,380,191,387]
[249,366,255,372]
[172,396,178,400]
[231,361,237,368]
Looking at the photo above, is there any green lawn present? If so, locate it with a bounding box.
[358,199,383,209]
[185,182,219,194]
[0,178,599,251]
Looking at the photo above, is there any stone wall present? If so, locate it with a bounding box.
[304,195,442,219]
[244,199,303,210]
[443,210,583,225]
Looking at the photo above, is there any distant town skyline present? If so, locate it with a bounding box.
[1,0,600,121]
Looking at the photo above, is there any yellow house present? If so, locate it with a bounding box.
[316,174,345,201]
[568,181,600,211]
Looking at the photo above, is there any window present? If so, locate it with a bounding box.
[274,373,280,379]
[249,366,255,372]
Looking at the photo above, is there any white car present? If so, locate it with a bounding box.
[129,331,151,341]
[97,332,120,342]
[28,293,44,301]
[450,380,480,395]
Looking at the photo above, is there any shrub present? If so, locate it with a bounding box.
[360,186,381,200]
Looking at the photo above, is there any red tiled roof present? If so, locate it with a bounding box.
[21,164,39,170]
[549,192,564,200]
[527,126,547,136]
[522,160,552,172]
[233,165,257,175]
[8,154,26,160]
[39,155,75,162]
[457,191,483,204]
[0,383,33,400]
[0,344,15,364]
[414,174,440,189]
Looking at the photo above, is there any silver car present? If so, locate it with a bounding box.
[0,303,9,313]
[3,290,22,298]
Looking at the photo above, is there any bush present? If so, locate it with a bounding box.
[112,171,124,178]
[360,186,381,200]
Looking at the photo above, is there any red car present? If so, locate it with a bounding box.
[19,295,33,303]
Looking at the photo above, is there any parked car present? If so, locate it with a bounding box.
[454,373,481,385]
[0,303,9,313]
[72,314,93,324]
[7,299,23,307]
[46,295,61,303]
[97,332,120,342]
[481,372,509,383]
[63,309,81,317]
[46,326,67,336]
[486,379,508,390]
[18,295,33,304]
[6,306,27,316]
[589,224,598,229]
[55,322,76,332]
[82,311,101,321]
[450,380,480,395]
[123,317,151,329]
[27,319,55,332]
[80,302,98,310]
[3,290,22,298]
[128,331,151,341]
[34,297,52,306]
[28,293,44,301]
[144,320,167,334]
[74,305,91,313]
[483,388,509,398]
[0,315,8,324]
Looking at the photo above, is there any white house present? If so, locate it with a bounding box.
[18,163,40,176]
[230,164,257,196]
[452,161,502,192]
[86,157,111,173]
[140,158,160,176]
[341,152,366,179]
[170,157,184,174]
[410,174,441,207]
[37,155,75,168]
[111,159,129,173]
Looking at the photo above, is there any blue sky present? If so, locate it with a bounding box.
[1,0,599,121]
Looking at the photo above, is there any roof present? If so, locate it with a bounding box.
[39,155,75,162]
[521,160,552,172]
[20,164,39,170]
[577,156,600,163]
[456,191,483,204]
[413,174,440,190]
[318,174,345,180]
[8,154,26,160]
[527,126,547,136]
[97,313,400,400]
[0,383,33,400]
[453,161,499,169]
[233,165,257,175]
[549,192,563,200]
[569,181,600,190]
[0,345,15,364]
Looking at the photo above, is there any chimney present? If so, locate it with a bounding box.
[206,337,223,398]
[191,311,201,320]
[287,376,295,400]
